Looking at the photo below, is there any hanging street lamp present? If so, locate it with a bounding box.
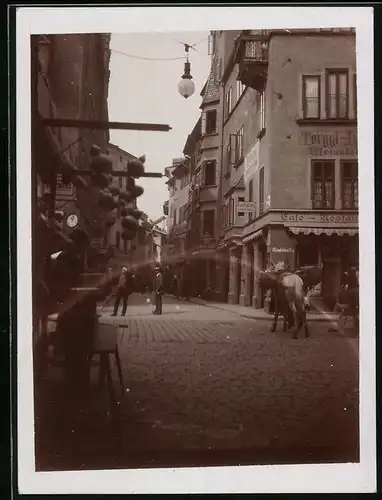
[178,44,195,99]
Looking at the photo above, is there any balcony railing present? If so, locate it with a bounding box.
[234,35,269,92]
[244,39,269,62]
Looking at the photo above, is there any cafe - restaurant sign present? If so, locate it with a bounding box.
[280,212,358,224]
[300,130,357,157]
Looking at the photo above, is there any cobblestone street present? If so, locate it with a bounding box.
[36,294,359,471]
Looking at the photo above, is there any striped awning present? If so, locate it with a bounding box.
[242,229,264,244]
[289,227,358,236]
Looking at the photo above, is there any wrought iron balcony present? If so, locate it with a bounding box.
[233,35,269,92]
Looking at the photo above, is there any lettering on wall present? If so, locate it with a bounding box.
[271,247,295,253]
[281,213,358,224]
[300,130,357,157]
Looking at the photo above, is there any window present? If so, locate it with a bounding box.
[326,69,349,119]
[224,87,232,119]
[341,161,358,209]
[353,73,357,117]
[238,197,245,202]
[208,33,216,55]
[119,176,123,189]
[235,126,244,164]
[238,211,245,217]
[311,160,335,209]
[259,166,264,215]
[248,178,254,202]
[116,231,120,249]
[204,109,217,135]
[260,91,266,130]
[204,160,216,186]
[202,210,215,236]
[302,75,320,119]
[236,78,245,100]
[229,198,235,226]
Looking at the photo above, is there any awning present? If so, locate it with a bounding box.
[242,229,264,244]
[289,227,358,237]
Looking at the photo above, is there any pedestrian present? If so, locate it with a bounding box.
[111,265,134,316]
[172,273,180,299]
[153,265,164,315]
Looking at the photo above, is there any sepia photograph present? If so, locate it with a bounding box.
[16,6,375,495]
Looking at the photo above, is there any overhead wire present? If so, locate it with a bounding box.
[110,49,186,61]
[110,36,209,62]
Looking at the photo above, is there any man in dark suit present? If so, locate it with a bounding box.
[111,266,134,316]
[153,265,164,315]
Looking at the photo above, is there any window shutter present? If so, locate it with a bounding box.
[229,134,237,164]
[201,161,206,186]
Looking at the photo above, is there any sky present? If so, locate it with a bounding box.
[107,32,212,224]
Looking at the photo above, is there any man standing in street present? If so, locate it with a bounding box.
[112,265,134,316]
[153,265,164,315]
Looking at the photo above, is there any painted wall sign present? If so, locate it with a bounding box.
[244,141,260,184]
[237,201,256,212]
[300,130,357,157]
[272,247,295,253]
[281,212,358,224]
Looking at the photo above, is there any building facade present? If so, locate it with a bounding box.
[164,28,358,309]
[165,157,191,266]
[35,33,112,246]
[224,28,358,308]
[106,142,137,256]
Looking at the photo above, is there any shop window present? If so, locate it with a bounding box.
[341,161,358,209]
[259,166,264,215]
[326,69,349,119]
[204,160,216,186]
[298,239,319,267]
[302,75,320,119]
[311,160,335,209]
[202,210,215,236]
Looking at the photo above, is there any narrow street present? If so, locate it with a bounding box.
[36,294,359,471]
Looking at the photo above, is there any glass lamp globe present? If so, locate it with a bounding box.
[178,78,195,99]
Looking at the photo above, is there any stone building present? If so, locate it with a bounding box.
[106,142,137,256]
[222,28,358,308]
[164,157,191,266]
[35,33,111,244]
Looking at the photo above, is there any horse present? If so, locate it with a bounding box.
[260,262,311,338]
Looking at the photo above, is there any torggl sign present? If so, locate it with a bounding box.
[300,129,357,157]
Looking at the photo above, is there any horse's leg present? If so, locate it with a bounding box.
[304,309,309,337]
[283,313,288,332]
[270,290,278,332]
[290,302,299,338]
[271,312,278,332]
